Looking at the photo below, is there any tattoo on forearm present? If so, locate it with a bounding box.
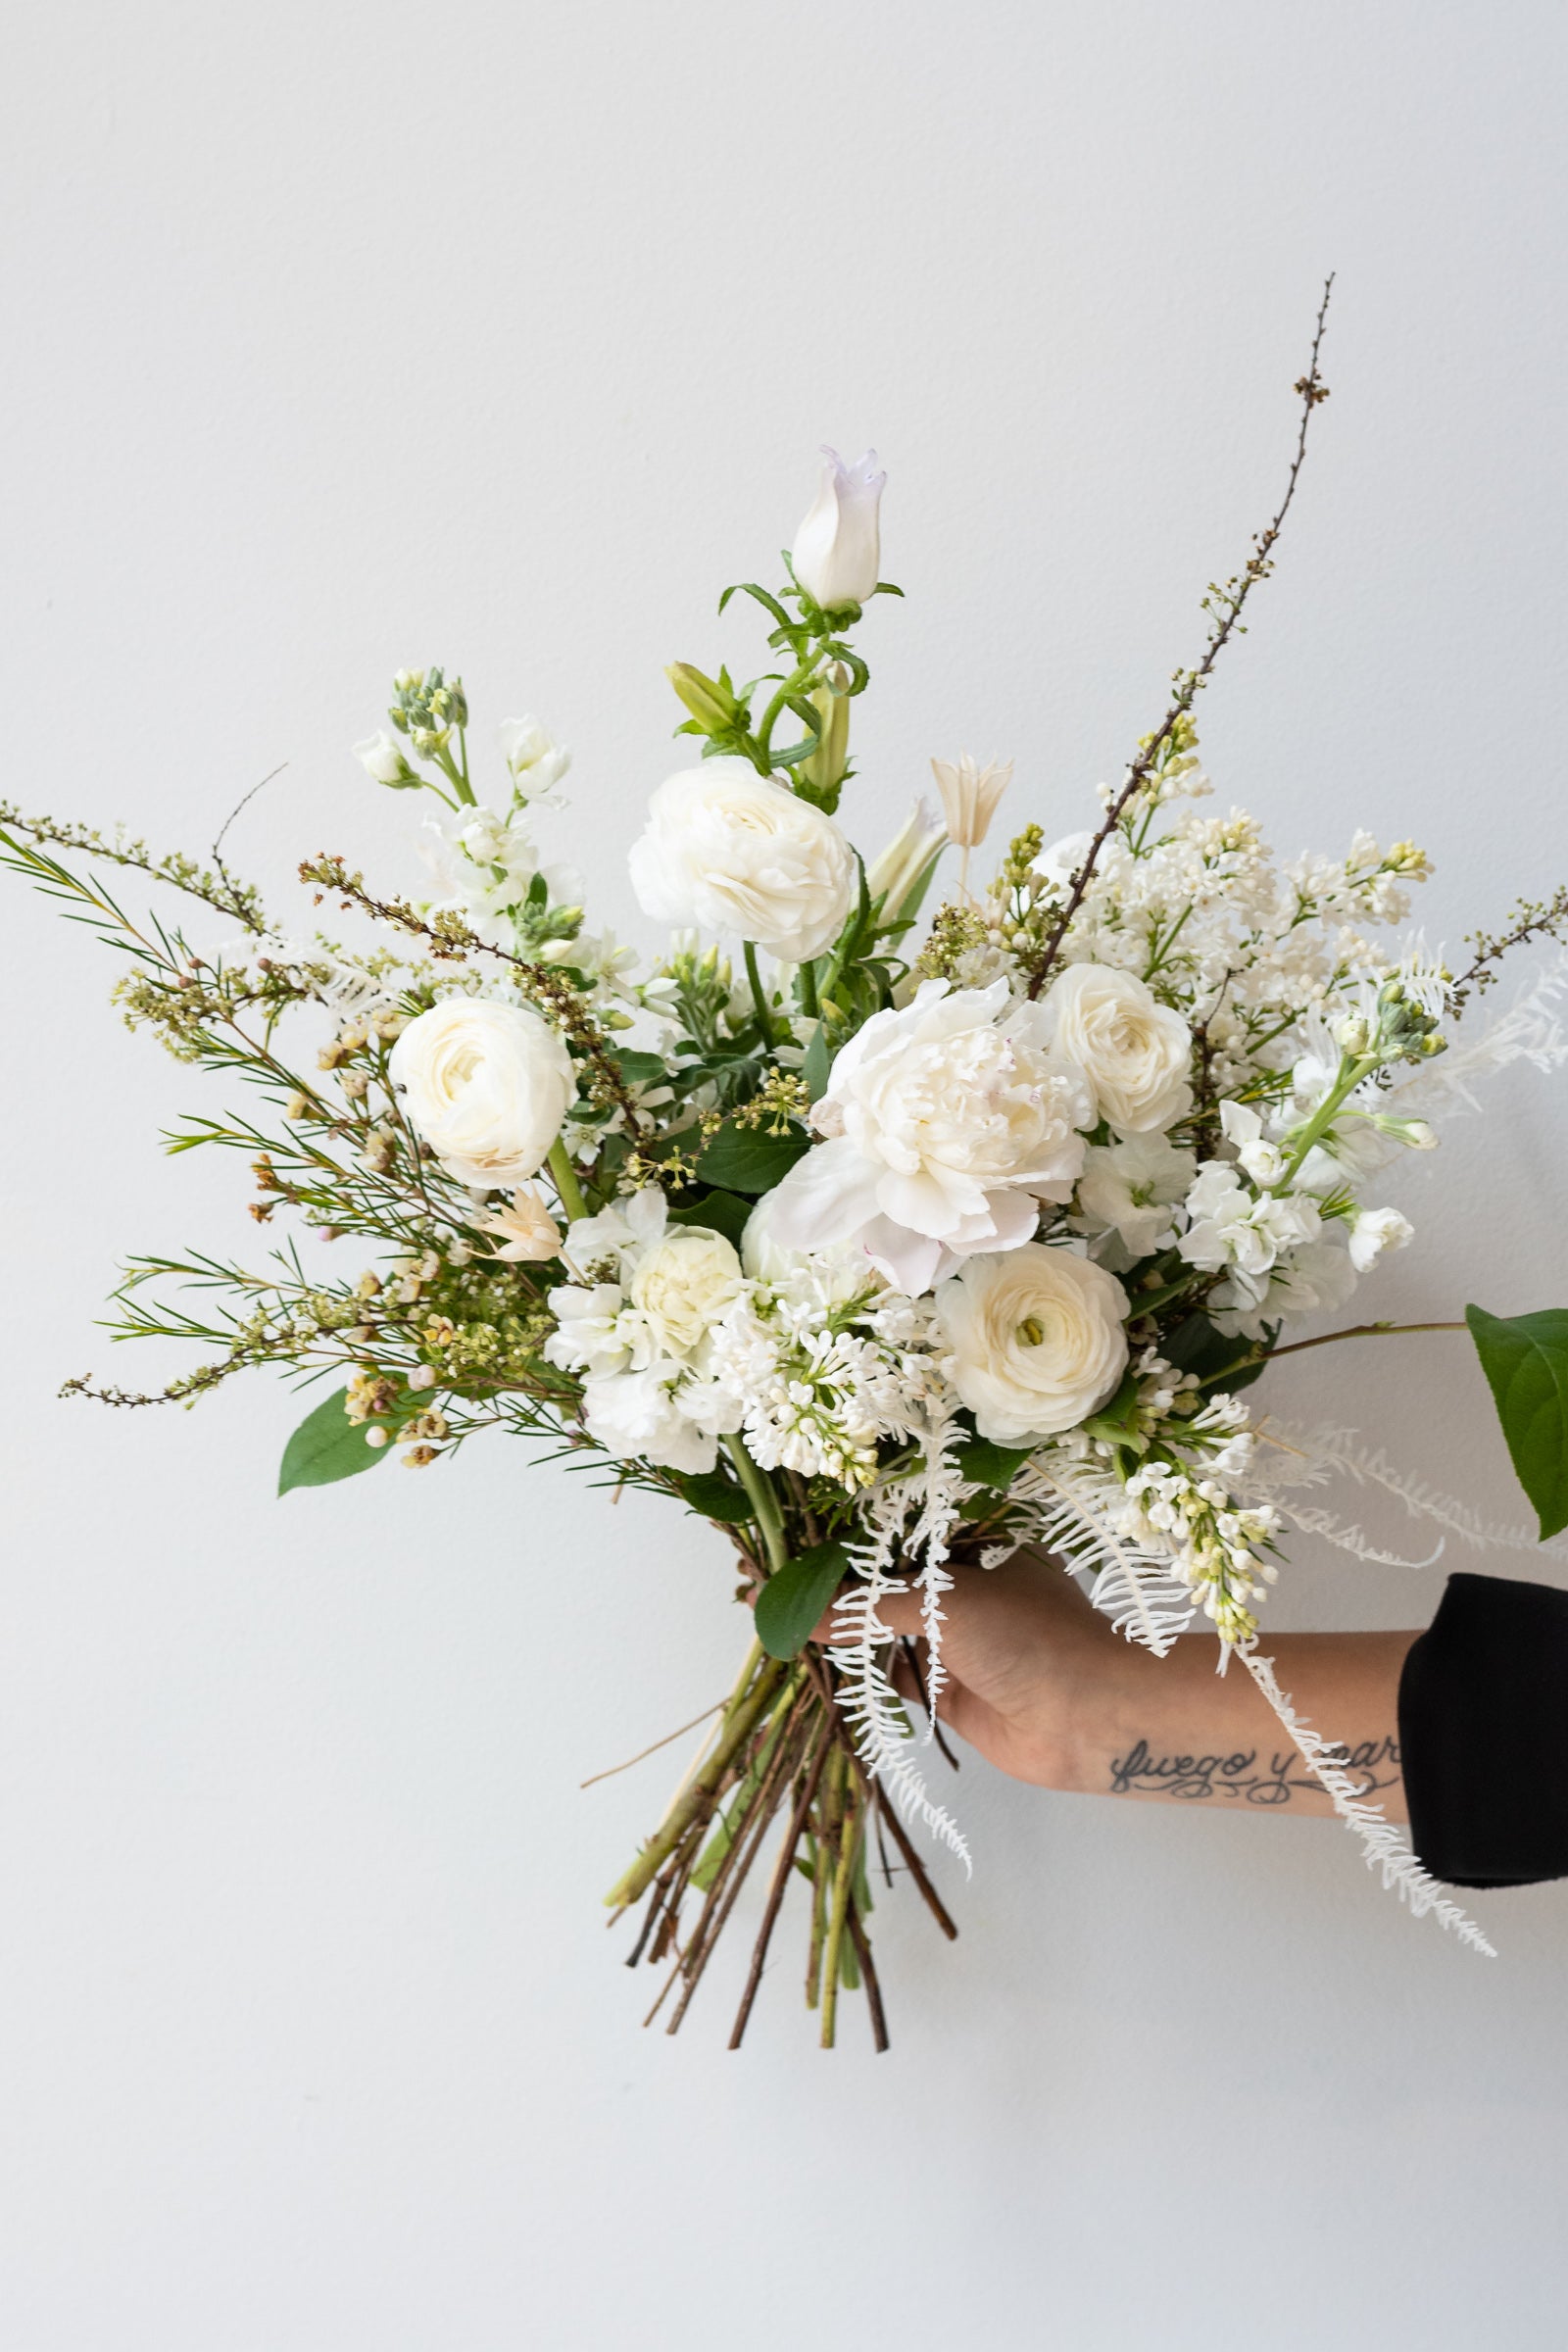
[1106,1735,1400,1806]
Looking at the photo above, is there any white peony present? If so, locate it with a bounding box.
[629,1225,743,1359]
[1072,1131,1196,1261]
[628,760,857,962]
[390,998,574,1189]
[741,1185,879,1301]
[937,1244,1130,1444]
[765,977,1094,1296]
[791,446,885,610]
[1040,961,1192,1134]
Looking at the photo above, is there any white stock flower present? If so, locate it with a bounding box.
[937,1244,1130,1444]
[865,798,946,920]
[390,998,574,1188]
[499,715,571,802]
[1211,1237,1358,1339]
[765,977,1094,1296]
[1348,1204,1414,1272]
[477,1184,563,1262]
[930,755,1013,852]
[543,1283,653,1376]
[629,1225,743,1359]
[791,446,885,610]
[1040,961,1193,1134]
[1073,1132,1196,1259]
[355,729,417,787]
[628,760,857,962]
[579,1364,719,1473]
[1219,1099,1288,1186]
[1178,1162,1320,1296]
[561,1186,667,1281]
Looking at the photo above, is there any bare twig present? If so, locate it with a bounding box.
[1025,276,1336,998]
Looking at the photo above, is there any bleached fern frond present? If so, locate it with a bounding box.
[1250,1419,1558,1557]
[829,1557,971,1871]
[1004,1456,1197,1654]
[1396,948,1568,1119]
[1240,1645,1496,1956]
[1270,1500,1445,1569]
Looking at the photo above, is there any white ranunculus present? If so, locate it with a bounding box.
[627,760,857,962]
[1072,1131,1196,1260]
[765,977,1095,1295]
[1040,961,1192,1134]
[580,1364,718,1474]
[937,1244,1130,1444]
[390,998,574,1189]
[629,1225,743,1359]
[791,446,885,610]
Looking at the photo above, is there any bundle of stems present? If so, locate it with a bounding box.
[605,1634,957,2050]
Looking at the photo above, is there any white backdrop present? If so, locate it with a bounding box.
[4,2,1567,2345]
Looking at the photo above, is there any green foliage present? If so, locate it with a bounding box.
[278,1388,392,1494]
[1162,1310,1275,1396]
[954,1435,1035,1491]
[753,1541,850,1659]
[697,1120,811,1196]
[676,1467,757,1523]
[666,1188,753,1249]
[1465,1304,1568,1541]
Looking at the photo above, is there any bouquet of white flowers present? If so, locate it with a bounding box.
[9,284,1568,2044]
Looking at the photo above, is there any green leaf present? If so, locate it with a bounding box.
[667,1187,753,1249]
[754,1541,850,1660]
[612,1049,666,1084]
[954,1436,1034,1492]
[278,1388,392,1495]
[676,1467,757,1523]
[697,1120,811,1196]
[802,1020,833,1103]
[1465,1303,1568,1540]
[1162,1310,1275,1396]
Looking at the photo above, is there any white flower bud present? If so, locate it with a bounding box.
[790,446,885,610]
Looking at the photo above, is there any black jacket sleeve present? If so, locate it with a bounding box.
[1397,1570,1568,1888]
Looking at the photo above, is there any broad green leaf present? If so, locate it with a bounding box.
[676,1468,757,1524]
[697,1120,811,1196]
[611,1049,666,1085]
[1466,1303,1568,1540]
[1161,1310,1274,1396]
[954,1435,1034,1492]
[667,1188,753,1248]
[802,1020,832,1103]
[754,1541,850,1660]
[278,1388,392,1495]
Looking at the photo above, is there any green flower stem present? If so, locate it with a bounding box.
[602,1652,790,1911]
[547,1138,588,1223]
[744,942,776,1050]
[798,958,821,1019]
[754,655,819,770]
[1272,1052,1379,1191]
[724,1433,789,1574]
[819,1770,861,2050]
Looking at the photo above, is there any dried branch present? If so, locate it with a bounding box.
[1025,274,1336,997]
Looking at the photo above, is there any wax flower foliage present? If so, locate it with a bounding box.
[10,286,1568,2044]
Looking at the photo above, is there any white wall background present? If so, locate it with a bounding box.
[3,2,1567,2345]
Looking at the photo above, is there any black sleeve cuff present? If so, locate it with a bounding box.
[1398,1571,1568,1888]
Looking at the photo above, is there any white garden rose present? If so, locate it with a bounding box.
[390,997,574,1189]
[1040,961,1192,1134]
[627,760,857,962]
[766,977,1095,1296]
[936,1244,1130,1444]
[629,1225,743,1359]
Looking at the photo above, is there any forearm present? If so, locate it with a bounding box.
[1055,1623,1415,1818]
